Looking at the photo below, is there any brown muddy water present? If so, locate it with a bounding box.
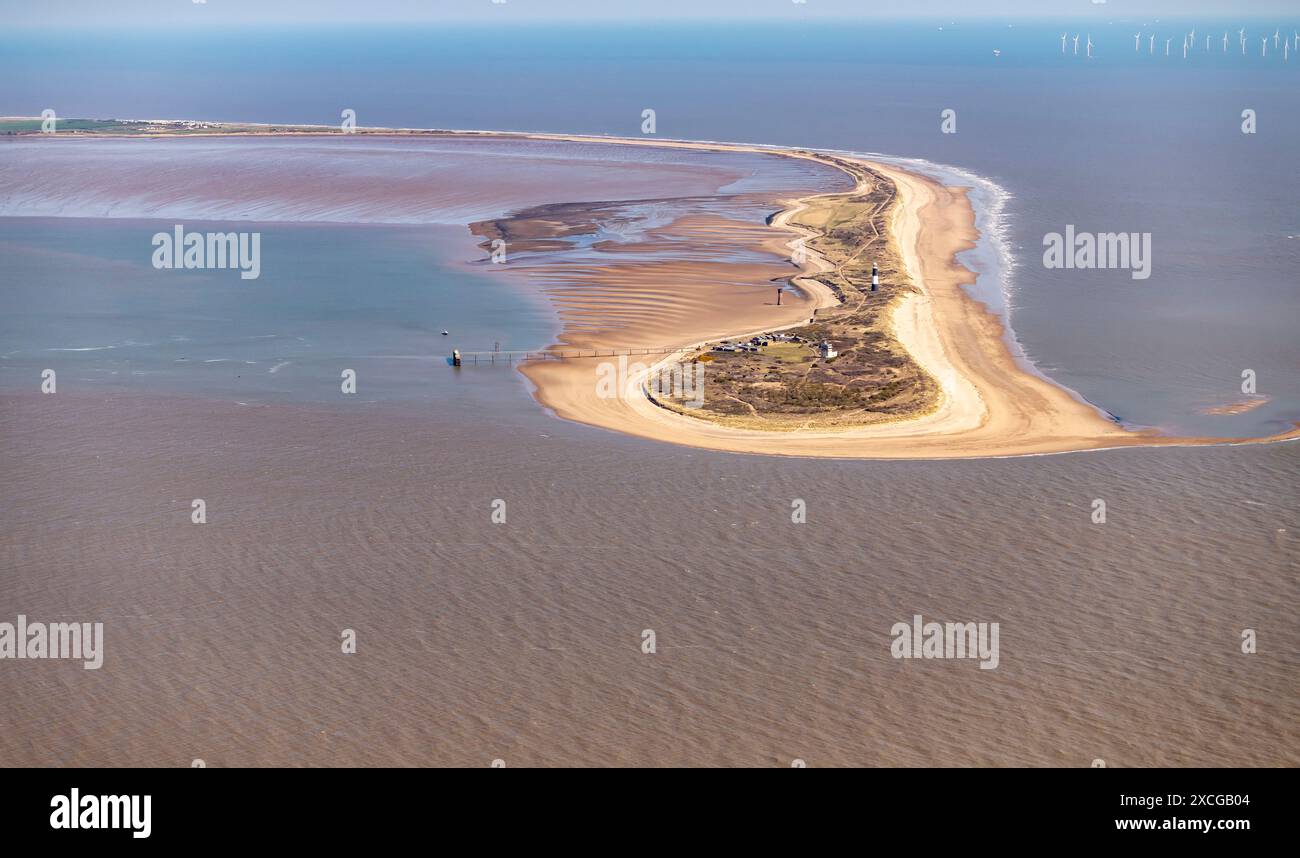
[1,392,1295,767]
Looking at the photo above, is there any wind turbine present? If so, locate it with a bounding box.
[1073,33,1080,56]
[1061,33,1068,53]
[1223,31,1228,52]
[1261,36,1268,57]
[1165,37,1171,56]
[1294,31,1298,51]
[1240,28,1247,55]
[1182,35,1188,60]
[1086,34,1094,59]
[1286,40,1290,62]
[1274,28,1280,49]
[1190,27,1196,49]
[1149,33,1156,54]
[1134,32,1142,52]
[1206,34,1211,52]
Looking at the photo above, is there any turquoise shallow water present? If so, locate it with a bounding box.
[0,218,556,405]
[0,135,844,405]
[3,20,1296,434]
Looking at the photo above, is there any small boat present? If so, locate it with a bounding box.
[441,330,449,335]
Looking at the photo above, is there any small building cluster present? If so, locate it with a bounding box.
[145,119,221,131]
[818,341,838,360]
[712,332,806,354]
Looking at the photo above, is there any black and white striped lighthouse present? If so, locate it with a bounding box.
[871,262,879,292]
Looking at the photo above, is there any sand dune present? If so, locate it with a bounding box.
[9,126,1295,457]
[515,134,1300,459]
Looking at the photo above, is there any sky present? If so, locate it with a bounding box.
[3,0,1297,28]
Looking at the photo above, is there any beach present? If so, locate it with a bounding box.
[511,135,1298,458]
[5,125,1294,458]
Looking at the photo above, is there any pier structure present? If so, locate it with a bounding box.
[451,345,698,365]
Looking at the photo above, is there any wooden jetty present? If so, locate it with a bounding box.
[451,346,698,366]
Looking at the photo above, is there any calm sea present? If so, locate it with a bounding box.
[0,21,1296,767]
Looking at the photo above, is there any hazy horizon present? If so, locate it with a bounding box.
[4,0,1298,28]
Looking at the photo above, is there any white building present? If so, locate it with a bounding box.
[818,341,838,359]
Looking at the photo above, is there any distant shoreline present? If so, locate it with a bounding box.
[7,118,1299,457]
